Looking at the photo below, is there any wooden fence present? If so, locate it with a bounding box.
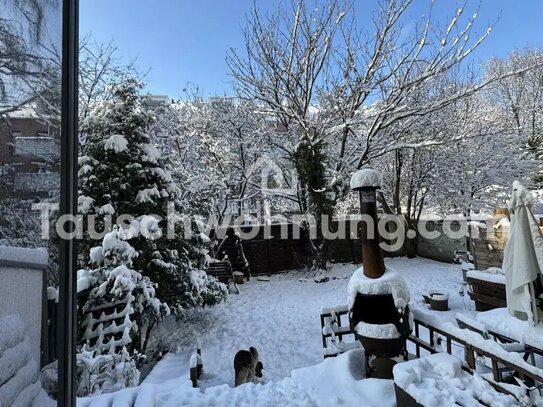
[233,221,404,275]
[317,303,543,402]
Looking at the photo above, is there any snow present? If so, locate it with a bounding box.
[495,217,511,229]
[347,266,410,311]
[412,307,543,379]
[141,144,161,164]
[0,245,48,268]
[77,257,541,405]
[476,307,543,351]
[136,187,161,203]
[430,292,449,301]
[350,168,382,190]
[100,230,138,261]
[0,315,25,352]
[99,203,115,215]
[393,353,517,406]
[0,315,53,406]
[47,286,58,301]
[455,313,487,333]
[104,134,128,153]
[467,220,487,230]
[142,349,395,407]
[354,321,401,339]
[189,354,198,369]
[467,269,506,284]
[89,246,103,264]
[77,229,167,396]
[320,304,349,314]
[78,195,95,214]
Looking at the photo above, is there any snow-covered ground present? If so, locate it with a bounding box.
[147,257,465,389]
[78,257,484,406]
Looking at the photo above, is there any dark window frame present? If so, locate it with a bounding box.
[58,0,79,406]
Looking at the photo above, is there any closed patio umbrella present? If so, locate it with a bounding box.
[503,181,542,325]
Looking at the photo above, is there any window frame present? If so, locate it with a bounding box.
[58,0,79,406]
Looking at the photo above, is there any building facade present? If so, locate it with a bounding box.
[0,105,60,199]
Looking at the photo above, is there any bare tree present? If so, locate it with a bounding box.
[485,49,543,161]
[228,1,345,226]
[228,0,543,264]
[0,0,58,116]
[78,36,143,121]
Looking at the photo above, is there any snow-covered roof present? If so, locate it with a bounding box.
[347,266,410,311]
[350,168,382,190]
[143,94,170,107]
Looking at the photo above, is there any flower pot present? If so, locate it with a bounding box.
[423,291,441,304]
[233,271,244,285]
[429,292,449,311]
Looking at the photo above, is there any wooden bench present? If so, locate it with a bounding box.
[466,273,506,311]
[207,261,239,294]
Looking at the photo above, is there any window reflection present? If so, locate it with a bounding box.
[0,0,61,405]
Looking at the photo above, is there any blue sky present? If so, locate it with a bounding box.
[80,0,543,98]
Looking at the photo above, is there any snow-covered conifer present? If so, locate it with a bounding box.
[79,78,227,315]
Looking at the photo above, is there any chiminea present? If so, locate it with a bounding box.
[347,169,412,379]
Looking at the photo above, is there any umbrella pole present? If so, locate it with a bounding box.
[529,282,539,325]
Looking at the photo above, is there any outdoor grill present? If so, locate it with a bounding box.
[347,169,412,379]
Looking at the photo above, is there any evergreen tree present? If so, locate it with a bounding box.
[79,78,227,315]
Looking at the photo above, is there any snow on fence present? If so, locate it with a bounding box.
[320,302,543,402]
[226,220,469,276]
[319,305,361,358]
[393,353,518,406]
[410,308,543,400]
[471,237,505,271]
[416,220,469,263]
[0,245,48,367]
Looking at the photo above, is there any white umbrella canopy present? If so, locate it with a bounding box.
[503,181,542,325]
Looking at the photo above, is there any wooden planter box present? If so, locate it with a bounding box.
[467,273,506,311]
[394,384,423,407]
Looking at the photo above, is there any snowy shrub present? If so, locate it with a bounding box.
[76,345,140,397]
[77,228,168,396]
[190,268,228,307]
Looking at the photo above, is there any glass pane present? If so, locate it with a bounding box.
[0,1,61,405]
[77,0,543,405]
